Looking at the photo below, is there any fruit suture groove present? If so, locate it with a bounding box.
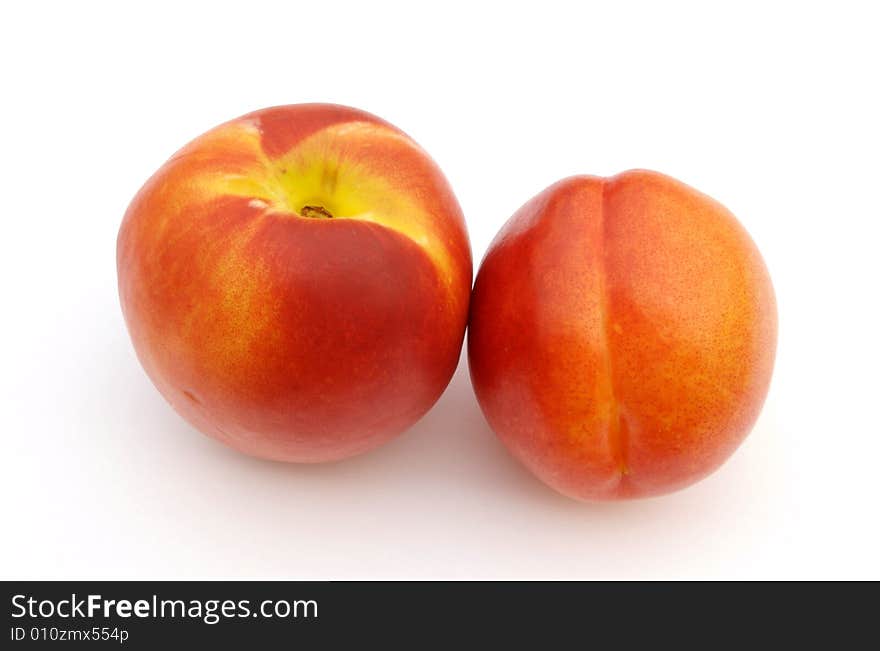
[595,180,630,478]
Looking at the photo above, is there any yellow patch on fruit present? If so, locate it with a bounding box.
[195,120,458,291]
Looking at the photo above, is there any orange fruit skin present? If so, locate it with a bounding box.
[468,170,777,500]
[118,104,471,462]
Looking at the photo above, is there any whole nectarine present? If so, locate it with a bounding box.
[468,170,776,500]
[118,104,471,462]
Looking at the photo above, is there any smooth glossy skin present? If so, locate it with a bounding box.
[468,171,777,500]
[118,104,471,462]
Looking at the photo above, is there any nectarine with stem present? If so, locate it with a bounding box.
[118,104,472,462]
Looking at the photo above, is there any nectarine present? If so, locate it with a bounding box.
[468,170,776,500]
[118,104,471,462]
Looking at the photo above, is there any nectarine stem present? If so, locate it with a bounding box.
[300,205,334,219]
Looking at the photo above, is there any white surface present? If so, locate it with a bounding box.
[2,1,878,580]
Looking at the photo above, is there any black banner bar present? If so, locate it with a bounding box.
[3,581,874,647]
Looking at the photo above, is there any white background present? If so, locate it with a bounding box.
[2,1,878,579]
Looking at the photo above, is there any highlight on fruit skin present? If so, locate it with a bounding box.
[117,104,472,462]
[467,170,777,501]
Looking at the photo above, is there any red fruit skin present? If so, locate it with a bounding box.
[468,171,777,500]
[118,104,471,462]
